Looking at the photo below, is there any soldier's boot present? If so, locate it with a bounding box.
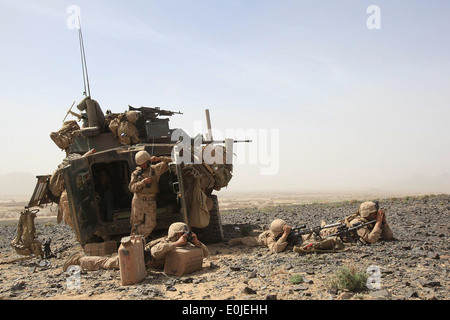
[63,251,83,272]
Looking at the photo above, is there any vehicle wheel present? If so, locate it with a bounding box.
[192,194,224,244]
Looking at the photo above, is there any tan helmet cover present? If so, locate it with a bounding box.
[168,222,188,239]
[359,201,378,218]
[270,219,286,236]
[135,150,151,165]
[126,111,139,124]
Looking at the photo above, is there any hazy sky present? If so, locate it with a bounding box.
[0,0,449,192]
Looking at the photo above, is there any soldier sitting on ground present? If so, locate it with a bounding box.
[228,219,292,253]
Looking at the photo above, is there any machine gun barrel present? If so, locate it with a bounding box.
[298,222,344,236]
[327,220,377,243]
[128,105,183,119]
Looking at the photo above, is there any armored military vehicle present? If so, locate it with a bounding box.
[12,22,243,256]
[25,96,237,250]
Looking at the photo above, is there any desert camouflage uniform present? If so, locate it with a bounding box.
[148,237,210,269]
[79,254,119,270]
[59,189,74,229]
[128,156,172,238]
[313,203,394,244]
[228,219,289,253]
[342,216,394,244]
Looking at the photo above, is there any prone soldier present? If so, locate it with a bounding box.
[314,201,394,244]
[228,219,292,253]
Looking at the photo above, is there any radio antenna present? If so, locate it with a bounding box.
[77,16,91,97]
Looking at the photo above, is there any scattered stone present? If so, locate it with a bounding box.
[1,194,449,300]
[339,291,353,300]
[369,290,391,298]
[427,252,440,259]
[292,285,308,291]
[248,270,257,279]
[406,290,418,298]
[11,281,25,291]
[420,280,441,288]
[243,286,257,294]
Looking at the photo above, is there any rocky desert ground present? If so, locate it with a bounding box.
[0,193,448,303]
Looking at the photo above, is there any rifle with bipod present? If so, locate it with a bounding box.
[327,220,377,244]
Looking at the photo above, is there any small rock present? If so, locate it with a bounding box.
[427,252,440,259]
[420,280,441,288]
[339,291,353,300]
[369,290,391,298]
[11,281,25,291]
[292,285,308,291]
[181,277,193,283]
[248,270,257,279]
[243,286,257,294]
[266,294,277,300]
[328,288,338,295]
[406,290,418,298]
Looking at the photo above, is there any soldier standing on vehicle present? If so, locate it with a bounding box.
[228,219,292,253]
[128,150,172,239]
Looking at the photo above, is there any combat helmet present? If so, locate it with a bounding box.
[135,150,151,166]
[168,222,188,240]
[269,219,286,236]
[359,201,378,218]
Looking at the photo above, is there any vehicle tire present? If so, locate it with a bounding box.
[192,194,224,244]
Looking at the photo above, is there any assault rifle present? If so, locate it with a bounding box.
[328,220,377,244]
[276,222,345,246]
[299,222,345,241]
[275,225,306,246]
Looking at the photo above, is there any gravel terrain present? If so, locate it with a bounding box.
[0,194,449,301]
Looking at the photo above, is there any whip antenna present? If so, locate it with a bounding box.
[77,16,91,97]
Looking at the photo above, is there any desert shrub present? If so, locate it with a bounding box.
[289,274,303,284]
[328,266,368,292]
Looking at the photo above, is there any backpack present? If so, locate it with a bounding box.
[213,166,233,191]
[50,120,80,150]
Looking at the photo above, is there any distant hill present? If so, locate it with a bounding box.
[384,173,450,193]
[0,172,37,197]
[0,171,448,199]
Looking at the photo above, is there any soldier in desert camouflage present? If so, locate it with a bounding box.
[228,219,292,253]
[62,222,209,272]
[128,150,172,239]
[318,201,394,244]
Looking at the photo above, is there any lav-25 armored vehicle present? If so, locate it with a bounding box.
[22,96,241,254]
[12,21,246,256]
